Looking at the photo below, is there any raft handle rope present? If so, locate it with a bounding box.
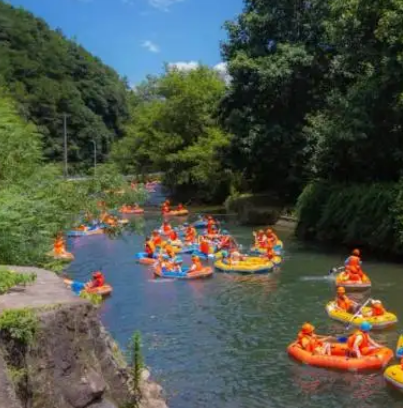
[345,298,373,330]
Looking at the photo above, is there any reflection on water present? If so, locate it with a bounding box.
[66,213,403,408]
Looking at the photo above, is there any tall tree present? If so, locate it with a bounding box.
[112,65,231,203]
[306,0,403,182]
[220,0,331,201]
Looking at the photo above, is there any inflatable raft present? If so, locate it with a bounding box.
[64,279,112,297]
[214,257,274,274]
[135,252,183,265]
[335,271,371,290]
[384,365,403,391]
[287,341,393,371]
[154,265,213,280]
[163,209,189,216]
[192,220,208,229]
[119,208,144,214]
[191,249,224,261]
[325,301,398,329]
[67,226,104,237]
[46,250,75,261]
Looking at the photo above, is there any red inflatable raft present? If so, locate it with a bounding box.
[287,341,392,372]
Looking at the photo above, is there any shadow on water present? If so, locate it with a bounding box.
[66,201,403,408]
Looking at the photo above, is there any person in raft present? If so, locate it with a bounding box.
[297,323,331,355]
[265,244,276,261]
[151,230,162,246]
[335,287,359,313]
[189,255,203,273]
[345,265,364,282]
[364,300,386,317]
[161,200,170,213]
[345,249,364,276]
[161,221,172,235]
[199,236,211,256]
[144,237,155,258]
[266,228,278,245]
[86,271,105,289]
[177,203,185,211]
[185,225,197,243]
[254,230,268,248]
[347,321,381,358]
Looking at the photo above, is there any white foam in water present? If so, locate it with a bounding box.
[300,275,335,281]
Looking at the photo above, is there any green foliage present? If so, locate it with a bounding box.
[79,291,103,306]
[0,90,146,266]
[127,332,144,394]
[0,268,36,294]
[112,66,231,203]
[296,182,403,254]
[0,308,38,346]
[220,0,331,200]
[0,1,129,168]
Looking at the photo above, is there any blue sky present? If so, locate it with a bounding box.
[7,0,243,84]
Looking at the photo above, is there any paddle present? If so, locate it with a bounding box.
[329,266,344,275]
[346,298,373,330]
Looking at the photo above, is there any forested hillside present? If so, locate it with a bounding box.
[0,1,129,170]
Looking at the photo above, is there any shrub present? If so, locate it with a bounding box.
[296,182,403,254]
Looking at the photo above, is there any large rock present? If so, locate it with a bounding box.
[0,267,168,408]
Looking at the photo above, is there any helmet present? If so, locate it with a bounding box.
[259,229,264,234]
[337,287,345,294]
[93,271,101,277]
[360,321,372,332]
[267,228,272,233]
[192,255,200,261]
[352,249,360,256]
[302,323,315,334]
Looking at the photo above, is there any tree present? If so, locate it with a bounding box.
[0,90,145,266]
[0,1,129,169]
[112,65,231,203]
[220,0,331,201]
[305,0,403,183]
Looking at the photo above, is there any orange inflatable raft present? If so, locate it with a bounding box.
[287,341,392,372]
[119,207,144,214]
[335,271,371,290]
[154,265,213,280]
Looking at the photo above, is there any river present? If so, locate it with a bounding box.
[66,198,403,408]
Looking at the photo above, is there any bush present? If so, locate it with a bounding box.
[0,308,38,346]
[296,182,403,255]
[0,268,36,294]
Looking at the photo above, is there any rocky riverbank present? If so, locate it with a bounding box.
[0,266,168,408]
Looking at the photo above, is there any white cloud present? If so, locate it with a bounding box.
[148,0,184,12]
[168,61,231,84]
[168,61,199,71]
[141,40,160,53]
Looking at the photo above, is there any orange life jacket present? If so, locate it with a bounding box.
[169,231,178,241]
[92,276,105,288]
[372,305,386,316]
[200,241,210,255]
[347,331,370,351]
[336,295,352,311]
[190,260,203,272]
[152,235,162,246]
[145,241,155,255]
[297,332,322,352]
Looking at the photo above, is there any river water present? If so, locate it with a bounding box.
[66,192,403,408]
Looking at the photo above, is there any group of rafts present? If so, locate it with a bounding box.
[288,248,403,391]
[135,200,284,280]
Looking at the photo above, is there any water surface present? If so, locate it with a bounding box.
[67,212,403,408]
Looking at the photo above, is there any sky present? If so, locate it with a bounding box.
[7,0,243,85]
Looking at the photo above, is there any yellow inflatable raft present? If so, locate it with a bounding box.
[325,301,398,329]
[214,257,274,274]
[384,364,403,392]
